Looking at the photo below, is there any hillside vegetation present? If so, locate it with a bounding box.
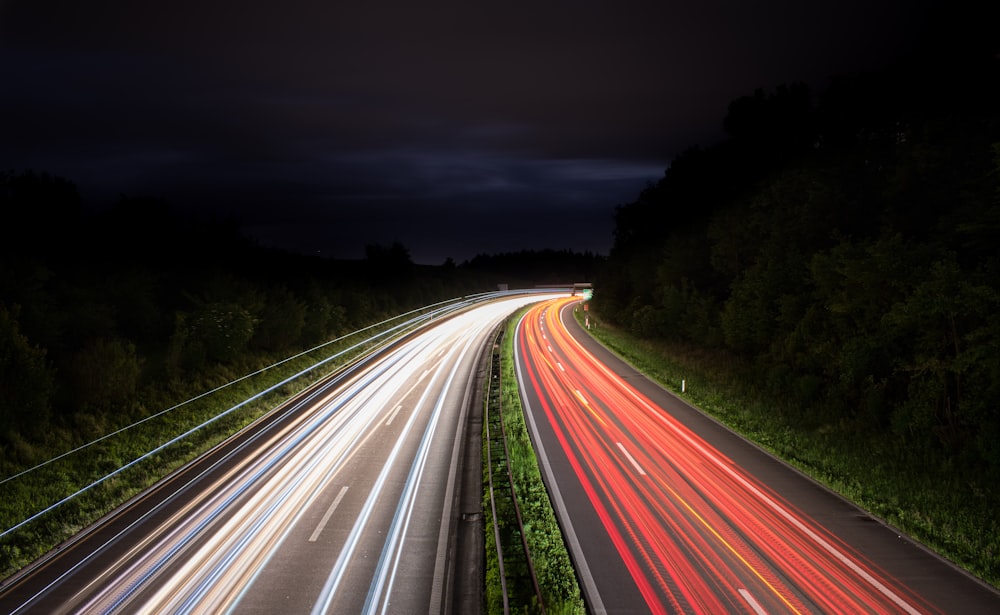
[593,39,1000,583]
[0,183,598,575]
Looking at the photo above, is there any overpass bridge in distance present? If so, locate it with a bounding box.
[533,282,592,296]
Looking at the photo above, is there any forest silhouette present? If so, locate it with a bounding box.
[592,32,1000,583]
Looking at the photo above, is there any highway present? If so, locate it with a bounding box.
[0,293,560,615]
[515,296,1000,614]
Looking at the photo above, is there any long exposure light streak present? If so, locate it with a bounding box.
[516,296,942,614]
[1,293,563,615]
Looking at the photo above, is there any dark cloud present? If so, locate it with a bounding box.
[1,0,935,263]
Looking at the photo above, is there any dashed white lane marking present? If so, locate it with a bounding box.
[739,588,768,615]
[385,404,404,425]
[309,486,349,542]
[616,442,647,476]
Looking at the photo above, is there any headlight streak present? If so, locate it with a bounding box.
[80,330,441,614]
[7,357,367,615]
[515,297,941,615]
[5,293,569,615]
[2,289,514,553]
[308,335,464,615]
[1,302,449,544]
[311,296,562,615]
[363,330,478,615]
[136,333,447,614]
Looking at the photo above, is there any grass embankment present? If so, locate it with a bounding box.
[0,331,393,580]
[576,311,1000,589]
[483,312,585,615]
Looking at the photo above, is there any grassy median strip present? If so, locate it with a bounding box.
[483,311,585,615]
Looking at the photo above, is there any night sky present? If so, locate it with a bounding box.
[1,1,937,264]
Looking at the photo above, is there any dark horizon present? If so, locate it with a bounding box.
[0,0,948,265]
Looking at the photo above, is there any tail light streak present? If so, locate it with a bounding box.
[516,297,938,614]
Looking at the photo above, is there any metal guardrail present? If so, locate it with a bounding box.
[484,326,546,615]
[0,290,544,540]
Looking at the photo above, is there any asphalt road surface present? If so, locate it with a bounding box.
[0,293,560,614]
[515,296,1000,614]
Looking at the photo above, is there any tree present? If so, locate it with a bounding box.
[251,286,307,353]
[0,304,55,439]
[299,290,338,345]
[169,303,256,370]
[722,83,815,163]
[720,247,805,356]
[783,235,929,426]
[884,255,1000,459]
[365,242,413,282]
[66,337,144,416]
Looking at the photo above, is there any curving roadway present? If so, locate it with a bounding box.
[515,296,1000,615]
[0,293,561,615]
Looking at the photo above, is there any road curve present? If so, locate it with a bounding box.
[0,293,560,615]
[515,296,1000,614]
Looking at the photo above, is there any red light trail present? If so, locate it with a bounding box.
[516,296,942,614]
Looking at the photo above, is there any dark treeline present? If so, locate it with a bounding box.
[596,37,1000,480]
[0,176,598,463]
[464,249,604,285]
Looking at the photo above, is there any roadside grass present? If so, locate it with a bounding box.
[0,327,398,580]
[576,310,1000,590]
